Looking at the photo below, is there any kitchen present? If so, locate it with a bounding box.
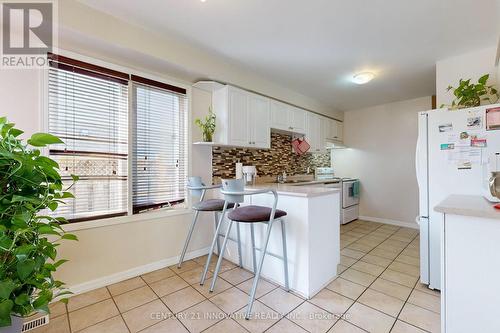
[1,1,499,333]
[190,82,361,299]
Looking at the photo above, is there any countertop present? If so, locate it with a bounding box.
[246,183,341,198]
[434,195,500,220]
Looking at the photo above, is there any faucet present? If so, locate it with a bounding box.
[276,171,288,183]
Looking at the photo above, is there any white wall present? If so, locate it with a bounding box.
[333,96,432,227]
[436,46,498,107]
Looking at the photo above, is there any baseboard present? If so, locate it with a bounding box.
[358,216,418,230]
[67,247,210,296]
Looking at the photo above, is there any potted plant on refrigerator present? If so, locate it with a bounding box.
[442,74,499,109]
[0,117,78,333]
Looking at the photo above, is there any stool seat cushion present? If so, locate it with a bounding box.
[228,205,287,222]
[193,199,235,211]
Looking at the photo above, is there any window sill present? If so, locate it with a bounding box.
[61,208,192,232]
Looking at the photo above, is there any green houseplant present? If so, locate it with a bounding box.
[194,106,216,142]
[441,74,499,109]
[0,117,78,331]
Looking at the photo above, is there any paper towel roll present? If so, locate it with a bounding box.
[235,162,243,179]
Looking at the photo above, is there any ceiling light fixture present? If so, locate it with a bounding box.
[352,72,375,85]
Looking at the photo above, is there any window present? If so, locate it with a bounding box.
[47,54,188,222]
[132,76,188,213]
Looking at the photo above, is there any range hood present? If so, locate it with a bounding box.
[325,139,347,149]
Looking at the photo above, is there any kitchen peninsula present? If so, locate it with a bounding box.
[220,183,341,299]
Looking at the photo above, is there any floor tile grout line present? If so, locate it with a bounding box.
[334,225,411,329]
[288,221,397,333]
[62,222,427,333]
[139,267,206,333]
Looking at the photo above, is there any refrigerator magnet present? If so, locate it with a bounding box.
[440,143,455,150]
[486,107,500,131]
[466,116,482,129]
[438,123,453,132]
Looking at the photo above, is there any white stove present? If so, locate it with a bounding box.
[315,168,360,224]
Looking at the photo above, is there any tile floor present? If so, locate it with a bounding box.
[33,220,440,333]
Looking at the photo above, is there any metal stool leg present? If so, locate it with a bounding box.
[246,219,274,319]
[201,202,228,285]
[214,212,221,255]
[178,210,200,268]
[250,223,257,274]
[210,220,234,292]
[236,222,243,268]
[281,219,290,291]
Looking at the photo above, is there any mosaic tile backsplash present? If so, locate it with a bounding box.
[212,132,330,182]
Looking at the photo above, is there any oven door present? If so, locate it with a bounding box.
[342,181,360,208]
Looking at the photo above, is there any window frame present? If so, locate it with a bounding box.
[41,50,193,231]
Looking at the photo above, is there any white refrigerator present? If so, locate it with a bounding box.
[416,104,500,290]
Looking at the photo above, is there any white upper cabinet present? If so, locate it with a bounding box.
[270,100,289,131]
[290,106,307,133]
[206,82,342,150]
[306,112,324,153]
[228,87,250,147]
[248,93,270,148]
[335,121,343,141]
[213,85,270,149]
[321,118,344,142]
[270,101,306,134]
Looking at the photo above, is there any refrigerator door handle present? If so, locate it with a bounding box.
[415,130,422,188]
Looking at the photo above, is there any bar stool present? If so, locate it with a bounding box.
[178,176,242,269]
[200,178,290,319]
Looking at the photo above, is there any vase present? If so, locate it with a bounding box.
[0,315,23,333]
[202,132,213,142]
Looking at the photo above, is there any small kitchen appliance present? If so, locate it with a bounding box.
[485,153,500,202]
[242,165,257,185]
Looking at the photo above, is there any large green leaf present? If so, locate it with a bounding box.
[28,133,63,147]
[17,259,36,281]
[0,300,13,326]
[0,281,16,299]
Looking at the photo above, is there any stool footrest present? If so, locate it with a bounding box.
[253,247,285,261]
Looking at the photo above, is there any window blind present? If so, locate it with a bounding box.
[48,57,129,222]
[132,80,188,213]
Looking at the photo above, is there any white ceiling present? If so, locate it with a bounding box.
[79,0,498,111]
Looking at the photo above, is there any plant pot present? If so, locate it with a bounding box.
[202,132,213,142]
[0,315,23,333]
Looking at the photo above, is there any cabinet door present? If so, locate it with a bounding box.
[228,87,249,147]
[290,107,307,134]
[321,117,333,140]
[270,100,290,131]
[336,122,343,141]
[248,94,270,148]
[306,113,323,153]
